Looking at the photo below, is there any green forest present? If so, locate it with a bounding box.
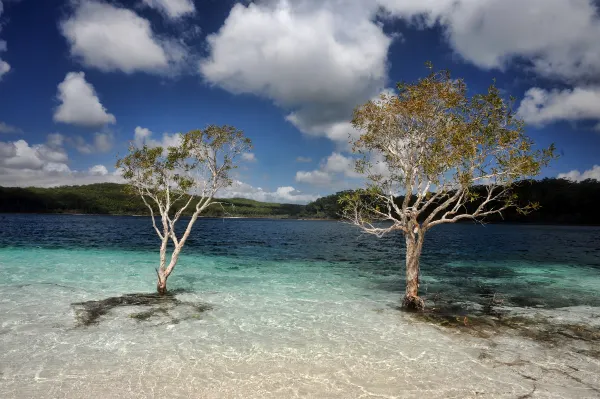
[0,179,599,224]
[0,183,304,218]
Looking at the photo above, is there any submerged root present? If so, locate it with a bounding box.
[402,295,425,312]
[72,290,212,327]
[408,298,600,349]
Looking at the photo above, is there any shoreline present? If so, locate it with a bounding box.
[2,212,600,226]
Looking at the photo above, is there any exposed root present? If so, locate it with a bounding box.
[72,290,211,327]
[407,297,600,347]
[402,295,425,312]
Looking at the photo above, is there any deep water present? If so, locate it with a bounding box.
[0,214,599,398]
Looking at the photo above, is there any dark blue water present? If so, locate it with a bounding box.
[1,214,600,397]
[1,214,599,309]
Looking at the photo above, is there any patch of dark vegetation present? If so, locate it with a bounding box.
[72,290,212,327]
[405,293,600,348]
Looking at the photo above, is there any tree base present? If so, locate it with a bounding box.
[157,283,167,296]
[402,295,425,312]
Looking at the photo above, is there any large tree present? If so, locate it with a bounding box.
[117,126,251,295]
[341,67,555,311]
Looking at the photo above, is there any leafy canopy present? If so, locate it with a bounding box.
[341,65,555,235]
[117,125,251,206]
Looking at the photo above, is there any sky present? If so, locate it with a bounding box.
[1,0,600,204]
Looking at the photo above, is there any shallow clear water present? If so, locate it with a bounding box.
[1,215,599,398]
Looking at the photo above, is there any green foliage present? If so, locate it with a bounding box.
[116,125,252,207]
[1,179,599,224]
[0,183,305,217]
[345,65,556,228]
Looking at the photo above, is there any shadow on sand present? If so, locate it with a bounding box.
[71,289,212,327]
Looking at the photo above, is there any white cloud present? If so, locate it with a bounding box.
[69,132,114,154]
[0,59,9,80]
[381,0,600,82]
[88,164,109,176]
[376,1,600,127]
[0,134,122,187]
[93,132,113,152]
[54,72,116,127]
[323,152,360,177]
[200,0,391,140]
[0,136,67,171]
[241,152,257,162]
[517,87,600,126]
[60,0,186,74]
[0,121,22,134]
[0,166,123,187]
[142,0,195,19]
[200,0,600,138]
[220,180,319,204]
[295,170,332,186]
[46,133,65,148]
[134,126,182,148]
[0,1,10,81]
[558,165,600,182]
[286,116,362,148]
[296,152,360,186]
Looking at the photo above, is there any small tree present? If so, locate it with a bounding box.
[341,67,554,311]
[117,125,251,295]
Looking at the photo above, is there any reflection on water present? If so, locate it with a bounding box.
[0,215,599,397]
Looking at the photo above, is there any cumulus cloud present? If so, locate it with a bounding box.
[295,170,332,186]
[0,135,121,187]
[199,0,600,137]
[220,180,319,204]
[69,132,114,154]
[133,126,182,148]
[88,164,109,176]
[0,1,10,81]
[0,59,9,81]
[558,165,600,182]
[142,0,195,19]
[0,139,67,170]
[296,152,360,186]
[377,0,600,127]
[54,72,116,127]
[60,0,187,74]
[200,0,390,141]
[0,121,22,134]
[241,152,257,162]
[381,0,600,82]
[517,86,600,126]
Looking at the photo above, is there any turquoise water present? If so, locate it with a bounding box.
[1,215,599,398]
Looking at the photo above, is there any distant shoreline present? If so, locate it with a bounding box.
[0,211,337,221]
[2,212,600,227]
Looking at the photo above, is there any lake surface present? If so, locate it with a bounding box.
[1,214,599,398]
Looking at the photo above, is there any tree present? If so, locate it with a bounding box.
[340,67,555,311]
[116,125,251,295]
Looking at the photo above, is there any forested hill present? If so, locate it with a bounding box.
[0,179,599,224]
[304,178,600,225]
[0,183,305,218]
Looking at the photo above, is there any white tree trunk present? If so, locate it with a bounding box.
[403,234,425,310]
[157,235,169,295]
[156,210,205,295]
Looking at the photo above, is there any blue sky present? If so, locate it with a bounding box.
[1,0,599,203]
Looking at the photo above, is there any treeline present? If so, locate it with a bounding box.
[303,178,600,225]
[1,179,599,224]
[0,183,304,218]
